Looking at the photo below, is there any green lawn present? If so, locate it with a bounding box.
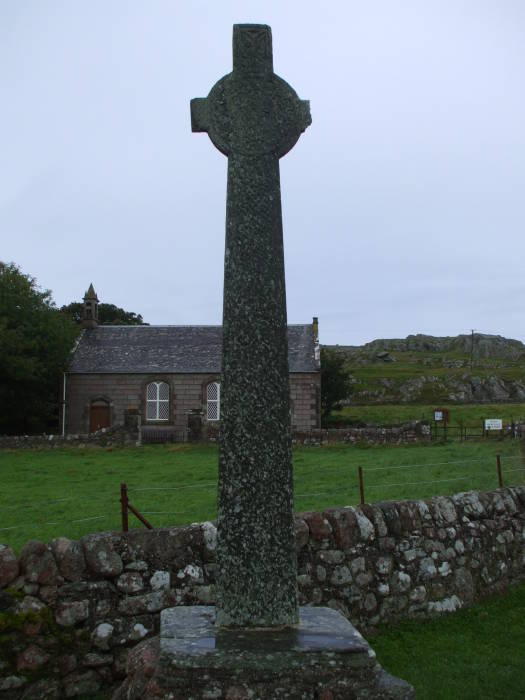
[0,441,523,552]
[327,402,525,427]
[372,581,525,699]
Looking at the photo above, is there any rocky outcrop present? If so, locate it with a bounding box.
[329,333,525,360]
[326,333,525,406]
[345,374,525,405]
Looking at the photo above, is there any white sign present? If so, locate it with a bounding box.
[484,419,502,431]
[434,411,443,421]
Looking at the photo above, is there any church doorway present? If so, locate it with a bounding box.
[89,400,110,433]
[187,410,202,441]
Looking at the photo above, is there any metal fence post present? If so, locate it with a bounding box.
[120,482,129,532]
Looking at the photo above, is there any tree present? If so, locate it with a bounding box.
[60,302,147,326]
[0,262,78,434]
[320,347,353,418]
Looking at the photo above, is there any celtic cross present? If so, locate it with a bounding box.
[191,24,311,628]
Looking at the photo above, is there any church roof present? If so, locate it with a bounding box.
[68,324,319,374]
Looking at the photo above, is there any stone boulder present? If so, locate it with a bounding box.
[0,544,19,586]
[19,541,60,586]
[51,538,87,582]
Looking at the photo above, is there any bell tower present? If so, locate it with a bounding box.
[82,283,99,330]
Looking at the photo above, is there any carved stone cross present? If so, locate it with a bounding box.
[191,24,311,628]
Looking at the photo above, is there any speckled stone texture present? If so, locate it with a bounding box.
[191,24,311,627]
[126,606,415,699]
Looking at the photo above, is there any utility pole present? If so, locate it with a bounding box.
[469,329,476,373]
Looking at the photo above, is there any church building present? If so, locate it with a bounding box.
[62,286,321,439]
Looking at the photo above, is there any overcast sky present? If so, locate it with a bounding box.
[1,1,524,345]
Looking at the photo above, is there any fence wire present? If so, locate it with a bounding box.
[363,458,489,472]
[132,482,216,492]
[366,474,475,490]
[2,449,523,546]
[0,514,114,534]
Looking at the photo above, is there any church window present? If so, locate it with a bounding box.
[146,381,169,421]
[207,382,220,421]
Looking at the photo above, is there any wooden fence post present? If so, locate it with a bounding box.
[127,502,153,530]
[358,466,365,506]
[496,453,503,489]
[120,482,129,532]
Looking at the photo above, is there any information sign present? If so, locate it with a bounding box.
[484,419,502,431]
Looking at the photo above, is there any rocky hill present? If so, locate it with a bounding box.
[330,333,525,361]
[324,333,525,405]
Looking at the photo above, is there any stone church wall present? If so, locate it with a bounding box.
[1,486,524,698]
[64,372,321,435]
[291,373,321,430]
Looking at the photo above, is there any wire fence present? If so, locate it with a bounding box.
[1,451,524,547]
[429,423,523,441]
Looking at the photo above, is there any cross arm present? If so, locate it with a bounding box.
[299,100,312,133]
[190,98,209,133]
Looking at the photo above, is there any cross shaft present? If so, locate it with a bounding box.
[191,24,311,628]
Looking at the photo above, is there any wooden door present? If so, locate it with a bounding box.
[90,403,110,433]
[187,412,202,441]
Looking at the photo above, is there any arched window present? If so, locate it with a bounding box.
[207,382,220,421]
[146,381,169,421]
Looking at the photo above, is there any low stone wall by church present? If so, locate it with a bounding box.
[293,421,430,445]
[0,424,140,450]
[0,422,428,450]
[1,485,524,698]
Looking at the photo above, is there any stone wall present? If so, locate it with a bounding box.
[293,421,430,445]
[0,421,427,450]
[1,486,524,698]
[0,423,140,450]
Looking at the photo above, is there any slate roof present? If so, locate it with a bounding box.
[68,325,319,374]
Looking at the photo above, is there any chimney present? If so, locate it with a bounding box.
[82,283,99,330]
[313,316,320,365]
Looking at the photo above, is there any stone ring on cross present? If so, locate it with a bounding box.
[191,24,311,159]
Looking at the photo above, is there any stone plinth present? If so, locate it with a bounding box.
[123,606,415,699]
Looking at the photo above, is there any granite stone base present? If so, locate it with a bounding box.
[114,606,415,699]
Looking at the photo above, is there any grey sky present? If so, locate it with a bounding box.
[1,1,524,345]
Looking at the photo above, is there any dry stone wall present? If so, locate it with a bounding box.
[0,421,429,450]
[0,486,524,698]
[293,422,430,445]
[0,425,140,450]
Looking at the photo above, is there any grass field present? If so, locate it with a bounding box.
[1,440,523,552]
[326,402,525,427]
[372,580,525,699]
